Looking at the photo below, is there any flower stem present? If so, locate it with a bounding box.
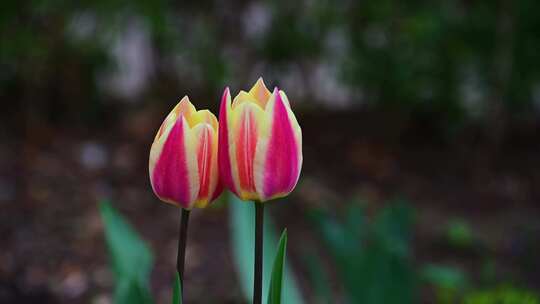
[254,203,264,304]
[177,208,190,296]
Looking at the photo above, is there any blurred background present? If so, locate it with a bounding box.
[1,0,540,303]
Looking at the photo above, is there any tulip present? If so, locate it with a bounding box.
[218,78,303,202]
[149,96,222,209]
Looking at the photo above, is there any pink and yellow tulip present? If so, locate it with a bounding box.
[149,96,222,209]
[218,78,303,202]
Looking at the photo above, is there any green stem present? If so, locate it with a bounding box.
[177,209,190,298]
[254,203,264,304]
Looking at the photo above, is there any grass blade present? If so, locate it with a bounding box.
[172,271,182,304]
[267,230,288,304]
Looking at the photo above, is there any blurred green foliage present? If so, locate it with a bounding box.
[308,200,540,303]
[100,200,154,304]
[100,201,183,304]
[421,264,469,304]
[229,194,304,304]
[2,0,539,129]
[345,0,540,119]
[464,286,539,304]
[263,0,540,124]
[446,218,474,248]
[311,201,417,304]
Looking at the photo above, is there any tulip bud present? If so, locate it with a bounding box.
[149,97,222,209]
[218,78,302,202]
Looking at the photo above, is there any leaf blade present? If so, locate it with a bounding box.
[267,229,288,304]
[99,200,154,304]
[172,271,182,304]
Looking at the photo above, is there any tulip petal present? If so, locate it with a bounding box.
[192,123,220,208]
[192,109,219,131]
[232,91,257,109]
[254,89,302,201]
[175,96,198,123]
[231,101,267,200]
[218,88,239,195]
[150,116,200,208]
[248,77,271,108]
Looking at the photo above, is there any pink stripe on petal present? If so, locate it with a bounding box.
[235,107,259,193]
[218,88,237,195]
[262,90,301,199]
[152,119,192,208]
[196,125,212,200]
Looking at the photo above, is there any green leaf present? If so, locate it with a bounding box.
[314,202,417,304]
[268,230,288,304]
[421,264,468,304]
[99,200,154,304]
[304,254,332,304]
[421,264,468,290]
[446,219,474,248]
[172,272,182,304]
[464,285,540,304]
[114,279,151,304]
[229,194,304,304]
